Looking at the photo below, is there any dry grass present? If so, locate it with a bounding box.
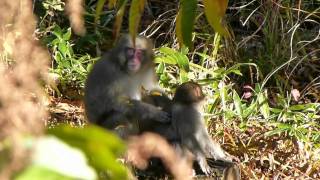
[0,0,49,178]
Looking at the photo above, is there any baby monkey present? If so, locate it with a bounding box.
[172,82,232,175]
[142,82,240,178]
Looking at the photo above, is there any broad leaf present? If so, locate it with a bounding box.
[203,0,228,36]
[176,0,197,48]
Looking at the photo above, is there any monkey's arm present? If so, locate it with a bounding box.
[130,99,170,123]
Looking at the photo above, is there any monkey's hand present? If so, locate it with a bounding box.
[198,157,213,176]
[130,100,171,123]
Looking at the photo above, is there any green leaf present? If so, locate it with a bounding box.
[270,108,282,113]
[58,42,67,58]
[62,28,72,41]
[258,90,270,119]
[203,0,228,36]
[243,101,257,118]
[155,56,176,64]
[233,90,243,120]
[179,69,189,82]
[157,47,190,70]
[159,47,177,56]
[156,62,165,74]
[265,123,291,136]
[176,0,197,48]
[176,53,190,72]
[129,0,146,42]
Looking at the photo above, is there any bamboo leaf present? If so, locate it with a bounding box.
[108,0,117,9]
[129,0,146,44]
[113,0,128,39]
[94,0,107,24]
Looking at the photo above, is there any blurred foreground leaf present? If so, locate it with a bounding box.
[47,125,128,180]
[16,136,96,180]
[16,165,73,180]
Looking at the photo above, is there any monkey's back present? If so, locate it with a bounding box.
[171,104,205,139]
[84,54,127,124]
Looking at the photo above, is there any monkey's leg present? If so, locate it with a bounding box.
[184,137,213,176]
[96,111,130,128]
[114,124,139,139]
[204,137,232,162]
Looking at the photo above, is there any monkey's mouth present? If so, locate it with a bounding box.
[127,63,140,72]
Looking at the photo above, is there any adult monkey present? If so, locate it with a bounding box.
[84,34,169,137]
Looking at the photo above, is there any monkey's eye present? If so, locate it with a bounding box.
[126,47,135,57]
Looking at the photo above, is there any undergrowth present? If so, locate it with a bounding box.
[0,0,318,179]
[40,0,320,178]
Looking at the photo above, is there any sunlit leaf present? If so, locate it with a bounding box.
[156,62,165,74]
[203,0,229,36]
[176,0,197,48]
[159,47,177,55]
[179,69,189,82]
[129,0,146,44]
[155,56,176,64]
[157,47,190,71]
[62,28,72,40]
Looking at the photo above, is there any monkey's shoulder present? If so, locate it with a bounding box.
[171,103,199,112]
[88,59,125,82]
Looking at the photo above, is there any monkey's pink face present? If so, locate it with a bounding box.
[125,47,143,73]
